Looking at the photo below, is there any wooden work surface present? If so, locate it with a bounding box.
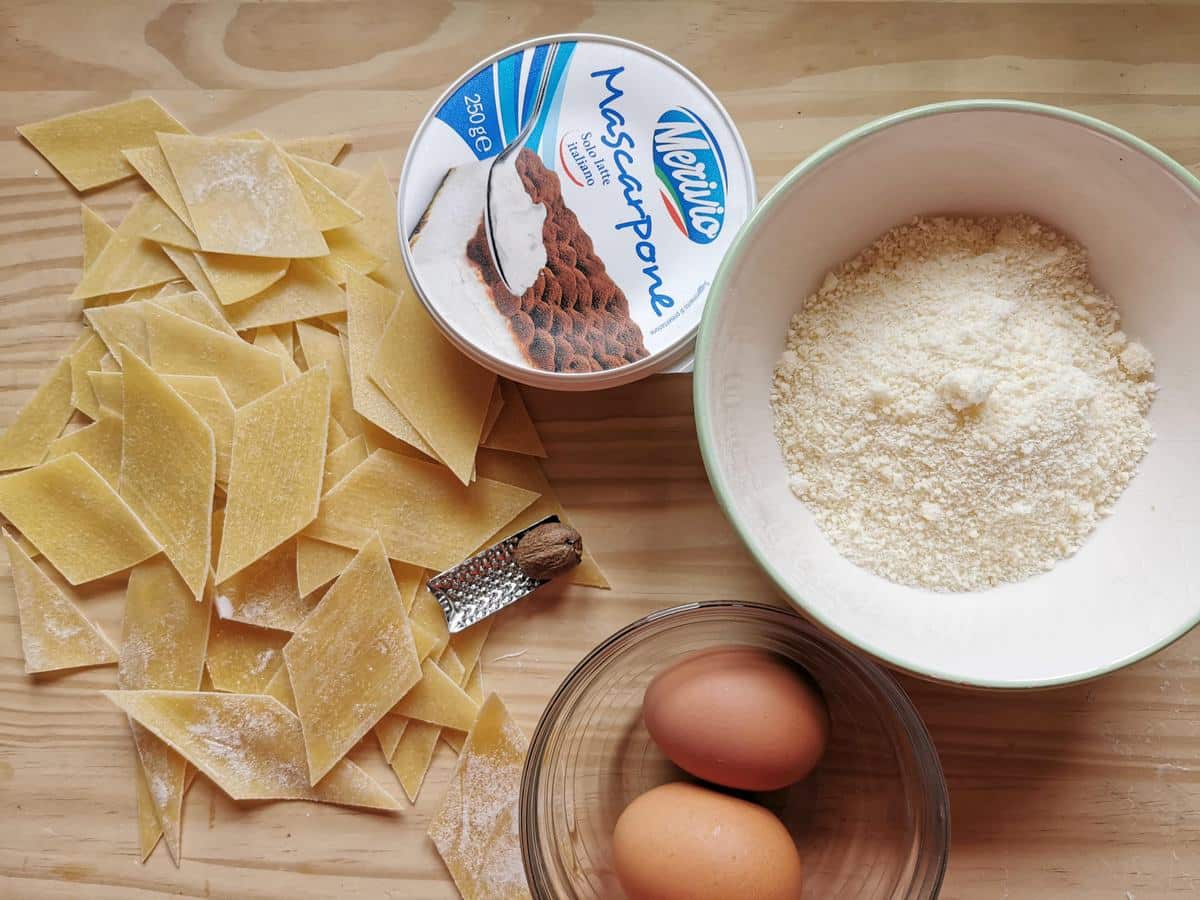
[1,2,1198,897]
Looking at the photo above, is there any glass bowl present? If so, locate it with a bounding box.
[520,600,950,899]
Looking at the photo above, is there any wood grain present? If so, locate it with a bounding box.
[1,1,1198,897]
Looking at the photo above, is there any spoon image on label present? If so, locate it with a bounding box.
[481,42,560,295]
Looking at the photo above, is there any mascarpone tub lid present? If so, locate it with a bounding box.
[398,33,756,391]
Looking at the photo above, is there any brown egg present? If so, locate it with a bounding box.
[612,782,803,900]
[643,647,828,791]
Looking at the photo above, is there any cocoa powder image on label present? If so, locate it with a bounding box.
[467,149,649,373]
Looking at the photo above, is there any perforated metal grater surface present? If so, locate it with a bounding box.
[427,514,559,633]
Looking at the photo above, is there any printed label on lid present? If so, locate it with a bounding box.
[401,37,754,377]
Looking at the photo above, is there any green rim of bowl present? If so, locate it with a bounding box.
[694,99,1200,690]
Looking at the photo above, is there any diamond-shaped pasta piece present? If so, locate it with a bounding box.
[410,581,450,659]
[285,154,361,231]
[5,530,39,560]
[368,285,496,485]
[273,322,296,357]
[223,260,345,331]
[160,245,219,305]
[441,619,487,676]
[133,752,164,862]
[155,282,194,299]
[0,453,160,584]
[104,691,399,809]
[0,357,73,472]
[70,196,181,300]
[119,350,215,600]
[2,529,118,673]
[344,272,435,457]
[304,449,538,571]
[444,665,486,755]
[214,540,317,632]
[429,694,531,900]
[81,204,116,269]
[18,97,188,191]
[411,618,444,665]
[84,300,153,360]
[285,536,421,783]
[144,304,285,406]
[85,292,235,361]
[448,618,493,678]
[391,561,424,612]
[263,663,297,713]
[123,144,195,230]
[130,725,187,866]
[338,162,408,292]
[323,435,367,493]
[205,616,289,693]
[309,229,384,284]
[389,719,441,802]
[68,330,107,420]
[82,291,135,311]
[480,383,504,444]
[125,193,199,250]
[374,715,408,761]
[138,758,200,864]
[439,645,467,683]
[295,536,356,597]
[165,376,235,486]
[154,291,238,337]
[216,365,330,582]
[373,586,446,758]
[390,659,479,732]
[119,556,211,691]
[195,252,289,306]
[386,637,478,800]
[326,417,348,449]
[465,663,484,703]
[87,372,234,486]
[252,328,303,380]
[280,135,349,164]
[482,380,547,458]
[47,414,122,486]
[119,558,210,864]
[295,322,362,439]
[294,156,361,199]
[159,134,328,258]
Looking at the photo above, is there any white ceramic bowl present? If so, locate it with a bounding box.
[695,100,1200,689]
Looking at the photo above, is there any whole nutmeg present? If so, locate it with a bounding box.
[515,523,583,581]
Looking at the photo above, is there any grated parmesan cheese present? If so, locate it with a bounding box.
[770,215,1156,591]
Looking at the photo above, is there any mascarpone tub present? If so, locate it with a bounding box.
[398,33,755,390]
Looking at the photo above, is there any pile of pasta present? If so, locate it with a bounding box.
[0,97,606,895]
